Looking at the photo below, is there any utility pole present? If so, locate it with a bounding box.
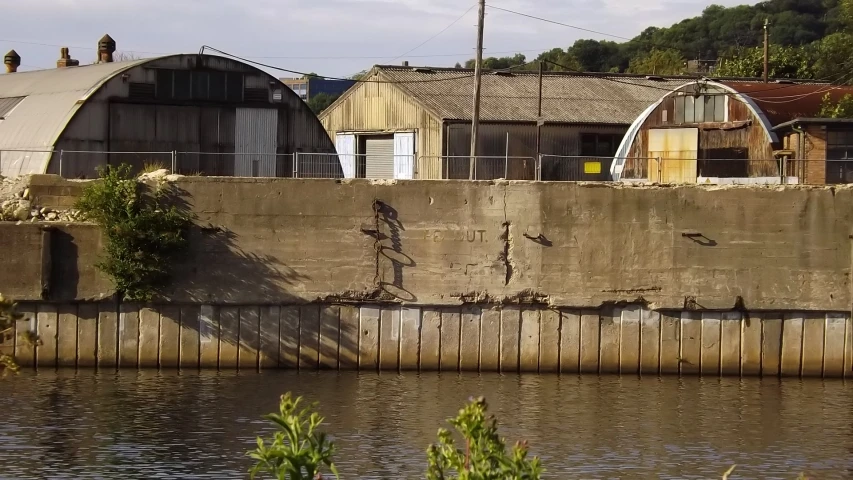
[535,61,543,162]
[470,0,486,180]
[763,18,770,83]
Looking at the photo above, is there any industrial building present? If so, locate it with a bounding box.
[319,65,689,180]
[0,35,336,178]
[613,80,853,185]
[280,76,356,101]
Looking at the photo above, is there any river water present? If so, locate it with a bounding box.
[1,371,852,479]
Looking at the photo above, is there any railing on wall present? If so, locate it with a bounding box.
[5,148,853,185]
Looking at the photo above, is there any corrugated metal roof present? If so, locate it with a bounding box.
[721,81,853,126]
[374,66,694,124]
[0,96,24,118]
[0,58,152,175]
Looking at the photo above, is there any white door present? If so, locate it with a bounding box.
[365,136,395,179]
[393,132,415,179]
[235,108,278,177]
[335,133,356,178]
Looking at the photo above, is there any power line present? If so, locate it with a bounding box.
[200,45,539,84]
[0,36,553,61]
[387,4,477,63]
[487,5,634,42]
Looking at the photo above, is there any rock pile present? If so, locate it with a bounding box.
[0,175,82,223]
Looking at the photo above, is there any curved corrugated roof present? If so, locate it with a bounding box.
[720,81,853,126]
[0,57,152,175]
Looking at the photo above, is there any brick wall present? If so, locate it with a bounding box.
[805,125,827,184]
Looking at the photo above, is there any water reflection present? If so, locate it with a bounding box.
[1,371,852,479]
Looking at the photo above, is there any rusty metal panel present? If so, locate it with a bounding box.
[235,107,278,177]
[648,128,698,183]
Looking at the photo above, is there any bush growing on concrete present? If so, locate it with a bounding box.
[0,294,38,376]
[75,164,191,301]
[0,294,21,375]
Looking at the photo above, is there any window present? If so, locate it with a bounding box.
[153,69,240,102]
[580,133,621,157]
[673,94,726,123]
[826,129,853,184]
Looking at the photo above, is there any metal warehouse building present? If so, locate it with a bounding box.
[0,36,336,178]
[319,65,687,180]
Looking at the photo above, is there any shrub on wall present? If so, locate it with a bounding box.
[75,165,191,302]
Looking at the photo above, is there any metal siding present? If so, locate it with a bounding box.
[365,137,395,179]
[320,74,441,177]
[235,108,278,177]
[0,54,334,176]
[648,128,698,183]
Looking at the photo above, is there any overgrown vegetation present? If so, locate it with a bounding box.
[75,164,191,302]
[0,294,22,375]
[463,0,853,78]
[0,294,38,376]
[819,92,853,117]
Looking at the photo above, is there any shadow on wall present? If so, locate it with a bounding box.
[158,184,309,305]
[372,200,418,303]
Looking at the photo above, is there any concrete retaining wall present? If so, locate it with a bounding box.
[13,175,853,312]
[9,302,852,377]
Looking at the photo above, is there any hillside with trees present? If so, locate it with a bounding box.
[466,0,852,79]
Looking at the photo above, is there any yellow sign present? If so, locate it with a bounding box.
[584,161,601,174]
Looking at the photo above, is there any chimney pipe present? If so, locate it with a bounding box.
[98,34,116,63]
[57,47,80,68]
[4,50,20,73]
[403,60,409,67]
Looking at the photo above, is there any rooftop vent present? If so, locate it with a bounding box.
[774,79,796,84]
[4,49,20,73]
[98,34,116,63]
[645,75,664,81]
[493,71,514,77]
[412,67,434,73]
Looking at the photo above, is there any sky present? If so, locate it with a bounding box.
[3,0,757,78]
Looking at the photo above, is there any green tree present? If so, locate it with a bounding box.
[819,92,853,117]
[75,164,192,301]
[307,93,341,115]
[716,44,817,78]
[465,53,527,70]
[626,49,687,75]
[426,397,542,480]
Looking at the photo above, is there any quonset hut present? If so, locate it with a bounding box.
[0,36,336,178]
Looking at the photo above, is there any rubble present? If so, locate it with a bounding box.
[0,175,83,223]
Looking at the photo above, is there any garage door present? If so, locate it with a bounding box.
[365,136,395,179]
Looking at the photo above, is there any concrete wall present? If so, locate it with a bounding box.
[19,175,853,312]
[10,302,852,377]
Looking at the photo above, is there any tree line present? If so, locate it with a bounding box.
[461,0,853,79]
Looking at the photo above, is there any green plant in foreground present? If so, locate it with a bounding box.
[427,396,542,480]
[75,164,191,302]
[0,294,22,375]
[249,393,339,480]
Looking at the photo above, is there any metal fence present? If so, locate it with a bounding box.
[5,148,853,185]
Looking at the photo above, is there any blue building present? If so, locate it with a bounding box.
[280,76,355,101]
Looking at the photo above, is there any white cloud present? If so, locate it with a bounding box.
[2,0,759,76]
